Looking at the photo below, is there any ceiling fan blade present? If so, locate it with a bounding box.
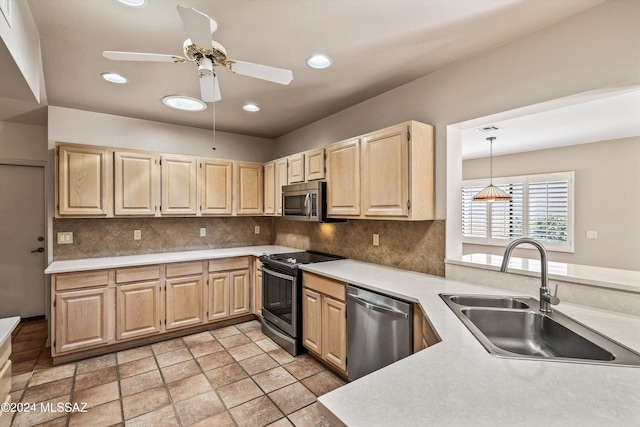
[228,60,293,85]
[103,51,186,63]
[200,74,221,103]
[177,6,217,49]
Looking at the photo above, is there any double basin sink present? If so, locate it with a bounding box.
[440,294,640,367]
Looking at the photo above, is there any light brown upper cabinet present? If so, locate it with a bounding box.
[305,147,325,181]
[160,154,198,215]
[288,152,305,183]
[263,161,276,216]
[234,162,263,215]
[57,143,110,216]
[327,121,435,221]
[201,158,233,215]
[325,138,361,217]
[275,158,288,215]
[114,150,158,216]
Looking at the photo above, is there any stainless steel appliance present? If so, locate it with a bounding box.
[346,285,413,381]
[281,181,344,223]
[260,250,344,356]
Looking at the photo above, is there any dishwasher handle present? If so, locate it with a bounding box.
[347,293,409,319]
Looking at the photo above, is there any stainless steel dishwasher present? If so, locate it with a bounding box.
[346,285,413,381]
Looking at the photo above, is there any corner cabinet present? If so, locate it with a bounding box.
[326,121,435,221]
[234,162,263,215]
[57,144,111,217]
[302,272,347,374]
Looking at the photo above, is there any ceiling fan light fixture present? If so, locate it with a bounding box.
[306,54,332,69]
[116,0,147,8]
[243,104,260,112]
[162,95,207,112]
[100,72,127,84]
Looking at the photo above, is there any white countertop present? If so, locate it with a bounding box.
[301,260,640,427]
[447,253,640,293]
[44,245,299,274]
[0,317,20,347]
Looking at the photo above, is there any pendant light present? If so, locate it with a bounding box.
[472,137,512,202]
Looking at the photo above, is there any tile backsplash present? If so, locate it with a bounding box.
[53,217,274,260]
[272,218,445,276]
[53,216,446,277]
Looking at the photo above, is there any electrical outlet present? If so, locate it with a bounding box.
[373,233,380,246]
[200,228,206,237]
[586,230,598,240]
[57,232,73,244]
[134,230,141,240]
[255,226,260,234]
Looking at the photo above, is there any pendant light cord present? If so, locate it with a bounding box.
[488,136,496,185]
[212,72,217,150]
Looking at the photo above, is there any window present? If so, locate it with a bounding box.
[461,172,574,252]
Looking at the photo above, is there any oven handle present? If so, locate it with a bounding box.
[260,266,295,282]
[303,192,311,218]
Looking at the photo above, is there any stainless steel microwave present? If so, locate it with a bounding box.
[281,181,344,223]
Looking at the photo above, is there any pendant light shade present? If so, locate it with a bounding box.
[473,137,512,202]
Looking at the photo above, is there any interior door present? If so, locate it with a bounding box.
[0,164,46,318]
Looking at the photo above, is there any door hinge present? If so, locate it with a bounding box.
[53,299,56,308]
[164,319,167,325]
[53,340,56,348]
[407,131,411,141]
[407,200,411,210]
[159,157,162,166]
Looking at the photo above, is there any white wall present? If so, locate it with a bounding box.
[462,137,640,271]
[272,1,640,222]
[48,106,274,162]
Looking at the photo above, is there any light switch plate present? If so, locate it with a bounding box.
[373,234,380,246]
[57,232,73,244]
[134,230,141,240]
[200,228,206,237]
[586,230,598,239]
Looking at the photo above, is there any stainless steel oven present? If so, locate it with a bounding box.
[260,251,345,356]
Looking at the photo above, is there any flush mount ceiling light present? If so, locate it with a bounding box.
[162,95,207,112]
[473,137,512,202]
[243,104,260,112]
[306,54,332,69]
[116,0,147,7]
[100,72,127,84]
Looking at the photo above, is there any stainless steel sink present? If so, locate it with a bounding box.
[440,294,640,367]
[449,295,530,309]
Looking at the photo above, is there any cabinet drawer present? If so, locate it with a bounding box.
[209,257,250,272]
[166,261,204,278]
[303,272,346,302]
[55,270,110,291]
[0,360,11,402]
[0,340,9,370]
[116,265,160,283]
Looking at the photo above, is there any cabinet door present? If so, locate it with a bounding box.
[230,270,250,316]
[254,261,263,317]
[116,281,161,340]
[326,138,361,216]
[274,158,288,215]
[288,153,305,183]
[161,154,198,215]
[57,144,109,216]
[322,296,347,372]
[235,162,263,215]
[165,275,204,329]
[114,151,158,216]
[201,158,232,215]
[208,272,230,321]
[263,161,276,215]
[362,124,409,217]
[305,148,325,181]
[55,288,109,353]
[302,288,322,354]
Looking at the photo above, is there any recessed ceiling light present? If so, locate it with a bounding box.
[306,54,332,69]
[243,104,260,112]
[162,95,207,112]
[116,0,147,7]
[100,72,127,84]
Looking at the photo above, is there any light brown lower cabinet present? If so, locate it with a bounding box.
[116,281,162,340]
[207,257,251,321]
[302,272,347,374]
[254,259,263,317]
[165,261,205,330]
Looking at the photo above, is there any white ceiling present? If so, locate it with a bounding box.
[6,0,606,139]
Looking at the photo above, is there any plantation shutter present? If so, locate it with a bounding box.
[490,183,524,239]
[461,186,487,237]
[528,180,569,243]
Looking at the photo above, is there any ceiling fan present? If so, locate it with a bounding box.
[103,5,294,103]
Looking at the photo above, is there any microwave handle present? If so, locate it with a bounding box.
[303,192,311,218]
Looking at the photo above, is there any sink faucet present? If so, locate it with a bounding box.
[500,238,560,313]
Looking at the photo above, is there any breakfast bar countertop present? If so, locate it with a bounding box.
[301,259,640,427]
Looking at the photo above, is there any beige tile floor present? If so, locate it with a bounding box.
[8,319,344,426]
